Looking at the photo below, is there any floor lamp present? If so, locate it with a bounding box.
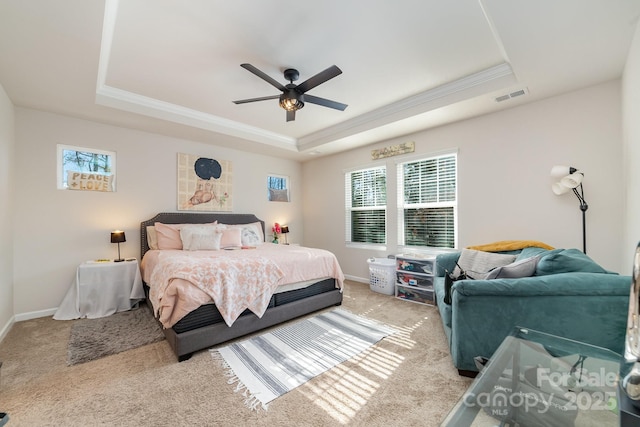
[551,166,589,254]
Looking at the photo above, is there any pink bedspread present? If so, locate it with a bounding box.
[141,244,344,328]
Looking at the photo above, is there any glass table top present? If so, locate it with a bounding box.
[441,327,622,426]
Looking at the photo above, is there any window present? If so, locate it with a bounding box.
[57,144,116,191]
[398,153,457,248]
[345,166,386,245]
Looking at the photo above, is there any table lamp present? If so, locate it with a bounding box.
[281,225,289,245]
[111,230,126,262]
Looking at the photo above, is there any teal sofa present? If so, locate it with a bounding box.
[434,247,631,375]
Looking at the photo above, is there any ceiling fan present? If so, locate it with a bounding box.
[233,63,347,122]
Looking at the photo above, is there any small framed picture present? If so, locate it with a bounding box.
[267,174,290,202]
[57,144,116,192]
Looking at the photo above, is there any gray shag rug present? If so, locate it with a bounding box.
[67,304,165,366]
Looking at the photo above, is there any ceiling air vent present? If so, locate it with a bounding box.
[495,88,528,103]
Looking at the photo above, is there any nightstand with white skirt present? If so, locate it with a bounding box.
[54,259,145,320]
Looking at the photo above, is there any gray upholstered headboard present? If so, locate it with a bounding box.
[140,212,266,259]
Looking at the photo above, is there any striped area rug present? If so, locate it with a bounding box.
[211,308,396,410]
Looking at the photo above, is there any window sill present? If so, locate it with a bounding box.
[346,242,387,251]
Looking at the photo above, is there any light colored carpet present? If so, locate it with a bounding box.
[67,304,165,365]
[0,281,472,426]
[213,308,397,409]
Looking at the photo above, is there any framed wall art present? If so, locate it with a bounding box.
[177,153,233,211]
[267,174,290,202]
[57,144,116,192]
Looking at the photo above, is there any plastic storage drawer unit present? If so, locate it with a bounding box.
[396,284,435,305]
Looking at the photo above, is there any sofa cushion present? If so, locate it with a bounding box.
[484,256,540,279]
[536,248,608,275]
[454,249,516,279]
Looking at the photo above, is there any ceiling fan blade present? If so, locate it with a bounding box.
[232,95,280,104]
[304,94,348,111]
[296,65,342,93]
[240,64,287,92]
[286,110,296,122]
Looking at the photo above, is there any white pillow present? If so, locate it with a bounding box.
[453,249,516,279]
[179,224,223,251]
[146,226,158,250]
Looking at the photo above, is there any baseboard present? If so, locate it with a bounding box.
[344,274,368,284]
[0,308,59,344]
[14,308,57,322]
[0,315,15,344]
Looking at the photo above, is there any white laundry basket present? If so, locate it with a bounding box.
[367,258,396,295]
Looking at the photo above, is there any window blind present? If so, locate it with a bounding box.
[398,154,457,248]
[345,166,386,244]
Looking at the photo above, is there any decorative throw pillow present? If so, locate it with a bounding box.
[221,222,265,246]
[179,225,223,251]
[453,249,517,279]
[219,227,242,248]
[536,249,608,275]
[154,221,217,250]
[239,223,264,246]
[484,256,541,279]
[155,222,185,250]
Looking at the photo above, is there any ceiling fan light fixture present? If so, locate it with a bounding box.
[279,92,304,111]
[234,64,345,121]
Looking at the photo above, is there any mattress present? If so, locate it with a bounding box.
[169,278,336,333]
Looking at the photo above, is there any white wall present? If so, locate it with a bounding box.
[302,81,625,281]
[13,108,303,317]
[623,18,640,268]
[0,83,15,338]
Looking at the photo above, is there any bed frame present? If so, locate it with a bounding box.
[140,212,343,361]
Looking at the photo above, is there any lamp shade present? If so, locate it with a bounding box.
[550,165,576,179]
[560,171,583,189]
[281,226,289,234]
[550,165,582,194]
[551,182,571,195]
[110,230,126,243]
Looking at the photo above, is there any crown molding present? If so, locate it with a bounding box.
[97,0,514,153]
[95,85,298,149]
[96,0,296,150]
[297,63,515,150]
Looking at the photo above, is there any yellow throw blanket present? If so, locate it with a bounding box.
[467,240,554,252]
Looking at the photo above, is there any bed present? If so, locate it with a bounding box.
[140,212,344,361]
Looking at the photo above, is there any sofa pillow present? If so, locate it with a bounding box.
[484,256,540,279]
[179,225,223,251]
[535,248,608,275]
[453,249,516,279]
[515,246,549,262]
